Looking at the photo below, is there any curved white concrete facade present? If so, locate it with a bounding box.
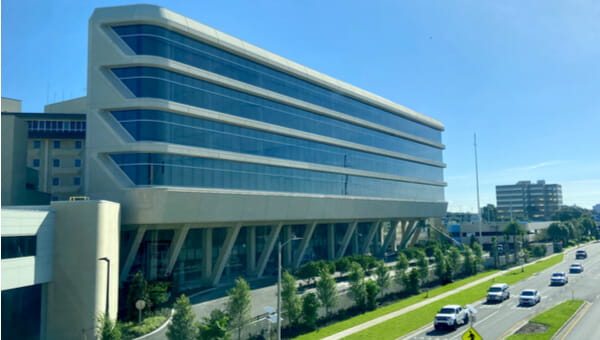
[85,4,447,286]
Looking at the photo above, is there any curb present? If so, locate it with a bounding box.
[551,300,589,340]
[132,308,175,340]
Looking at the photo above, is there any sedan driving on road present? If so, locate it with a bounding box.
[569,263,584,273]
[575,250,587,259]
[519,289,541,306]
[550,272,568,285]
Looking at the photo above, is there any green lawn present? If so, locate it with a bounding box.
[293,270,498,340]
[294,253,563,340]
[507,300,584,340]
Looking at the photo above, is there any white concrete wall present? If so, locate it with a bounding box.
[1,97,22,112]
[45,200,120,340]
[44,96,87,113]
[1,206,55,290]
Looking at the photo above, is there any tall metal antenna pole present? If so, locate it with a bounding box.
[474,134,483,244]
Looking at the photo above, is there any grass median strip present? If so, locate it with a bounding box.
[294,270,498,340]
[341,254,563,340]
[507,299,584,340]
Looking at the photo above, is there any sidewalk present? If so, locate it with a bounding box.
[321,253,564,340]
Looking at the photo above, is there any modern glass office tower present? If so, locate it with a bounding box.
[86,5,447,289]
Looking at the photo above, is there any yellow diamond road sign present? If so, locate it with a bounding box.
[462,327,483,340]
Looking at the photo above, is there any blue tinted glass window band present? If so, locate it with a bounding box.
[110,109,443,182]
[111,66,443,163]
[112,24,442,143]
[109,153,444,201]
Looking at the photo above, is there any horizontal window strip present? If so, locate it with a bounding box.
[112,24,442,141]
[112,66,443,163]
[110,153,445,201]
[111,109,443,182]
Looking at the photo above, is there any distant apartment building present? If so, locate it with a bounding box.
[1,97,86,203]
[496,180,562,221]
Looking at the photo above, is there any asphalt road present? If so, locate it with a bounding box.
[402,242,600,340]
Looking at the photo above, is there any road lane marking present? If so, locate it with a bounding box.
[557,301,592,340]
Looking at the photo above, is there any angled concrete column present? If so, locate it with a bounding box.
[407,221,424,247]
[362,220,381,255]
[120,225,147,282]
[327,224,335,260]
[256,223,283,277]
[336,221,357,259]
[211,224,242,286]
[247,226,256,275]
[399,220,420,249]
[294,222,317,269]
[202,228,212,284]
[379,220,399,257]
[165,224,190,276]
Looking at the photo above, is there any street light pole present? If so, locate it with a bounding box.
[98,257,110,317]
[277,236,301,340]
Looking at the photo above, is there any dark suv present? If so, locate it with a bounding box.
[575,250,587,259]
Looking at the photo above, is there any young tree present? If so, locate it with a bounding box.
[462,246,475,275]
[197,309,230,340]
[472,242,483,273]
[97,313,121,340]
[490,236,499,268]
[504,221,526,260]
[446,247,461,280]
[415,250,429,286]
[348,262,367,310]
[374,261,391,298]
[301,293,320,330]
[281,271,302,329]
[226,278,251,340]
[127,271,149,321]
[394,252,409,285]
[315,268,337,317]
[365,280,380,310]
[403,269,420,295]
[433,247,448,283]
[167,294,197,340]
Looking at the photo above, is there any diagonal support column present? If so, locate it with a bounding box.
[202,228,213,285]
[255,223,283,277]
[336,221,358,259]
[399,220,419,249]
[361,220,381,255]
[407,221,424,247]
[164,224,191,276]
[247,226,256,275]
[327,224,335,260]
[378,220,399,257]
[120,225,147,282]
[293,222,317,269]
[211,224,242,286]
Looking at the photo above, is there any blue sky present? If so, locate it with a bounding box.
[2,1,599,211]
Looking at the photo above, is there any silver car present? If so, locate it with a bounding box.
[519,289,541,306]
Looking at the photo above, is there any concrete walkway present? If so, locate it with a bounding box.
[322,254,563,340]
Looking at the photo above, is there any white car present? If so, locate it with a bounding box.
[519,289,541,306]
[486,283,510,303]
[550,272,568,285]
[569,263,584,273]
[433,305,470,330]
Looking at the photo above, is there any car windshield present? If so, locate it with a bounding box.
[552,273,563,277]
[521,291,535,296]
[439,308,457,314]
[571,264,580,267]
[489,287,502,292]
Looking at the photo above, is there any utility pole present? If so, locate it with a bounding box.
[474,134,483,244]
